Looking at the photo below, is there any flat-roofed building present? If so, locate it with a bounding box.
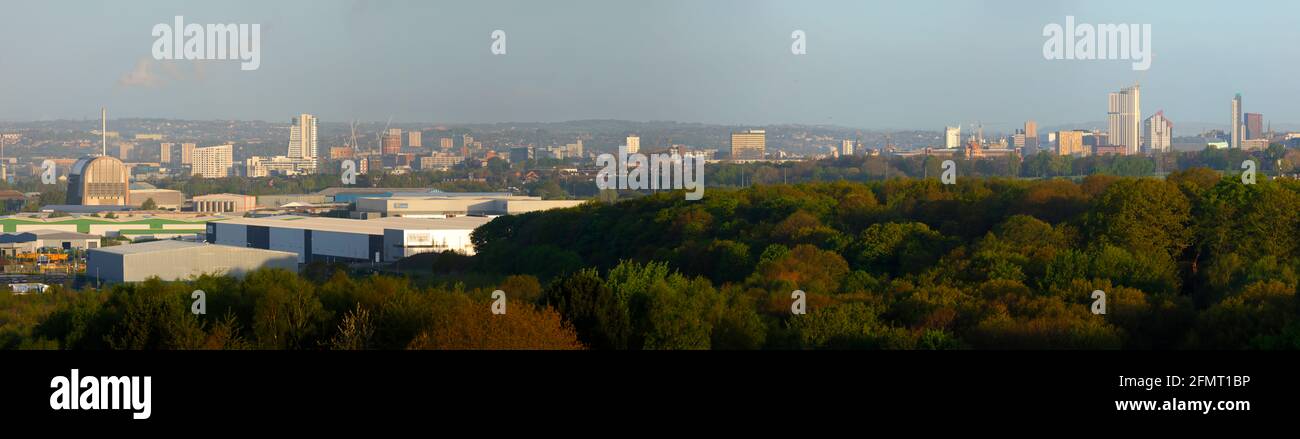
[246,155,318,177]
[1055,130,1089,156]
[730,129,766,161]
[86,240,299,283]
[191,144,232,178]
[192,193,257,213]
[0,229,100,257]
[354,195,584,218]
[128,189,184,210]
[207,215,493,263]
[418,153,465,170]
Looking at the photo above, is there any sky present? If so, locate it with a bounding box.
[1,0,1298,131]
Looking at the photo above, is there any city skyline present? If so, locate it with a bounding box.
[2,0,1300,130]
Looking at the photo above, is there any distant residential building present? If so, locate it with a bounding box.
[419,154,465,170]
[1245,113,1264,141]
[288,113,319,159]
[509,146,533,163]
[181,143,196,165]
[962,140,1016,159]
[191,145,233,178]
[1242,138,1270,151]
[1094,145,1127,156]
[1108,84,1141,155]
[440,137,454,150]
[1143,111,1173,153]
[117,142,134,161]
[246,155,317,177]
[730,130,766,160]
[944,126,961,149]
[408,131,422,148]
[382,130,402,155]
[67,156,130,206]
[160,142,173,164]
[565,140,584,158]
[1009,131,1026,149]
[329,146,355,160]
[192,193,257,213]
[1055,130,1088,156]
[625,135,641,154]
[841,139,855,156]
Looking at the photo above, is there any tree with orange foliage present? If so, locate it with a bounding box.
[407,295,584,350]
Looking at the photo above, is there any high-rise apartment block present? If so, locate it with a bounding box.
[192,144,233,178]
[1144,111,1173,153]
[1107,84,1141,155]
[288,114,318,159]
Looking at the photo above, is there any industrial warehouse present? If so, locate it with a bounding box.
[352,194,585,218]
[206,215,493,263]
[86,240,299,283]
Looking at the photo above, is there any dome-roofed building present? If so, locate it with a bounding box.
[67,156,130,206]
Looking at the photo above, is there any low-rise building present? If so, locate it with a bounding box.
[0,215,219,240]
[0,229,100,257]
[128,189,184,210]
[87,240,299,283]
[191,193,257,214]
[207,215,493,263]
[8,283,49,294]
[354,195,584,218]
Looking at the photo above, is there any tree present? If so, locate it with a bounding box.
[407,296,583,350]
[1082,179,1191,261]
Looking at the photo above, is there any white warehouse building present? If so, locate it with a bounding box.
[206,215,493,263]
[87,240,299,283]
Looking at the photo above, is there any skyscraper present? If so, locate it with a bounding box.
[288,113,318,159]
[160,142,172,164]
[1231,94,1243,149]
[626,135,640,154]
[944,126,961,149]
[841,139,855,156]
[1107,84,1141,155]
[1143,111,1173,153]
[1245,113,1263,141]
[730,130,766,160]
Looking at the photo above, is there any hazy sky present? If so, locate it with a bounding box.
[2,0,1298,131]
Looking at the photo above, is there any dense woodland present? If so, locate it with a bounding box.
[2,167,1299,349]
